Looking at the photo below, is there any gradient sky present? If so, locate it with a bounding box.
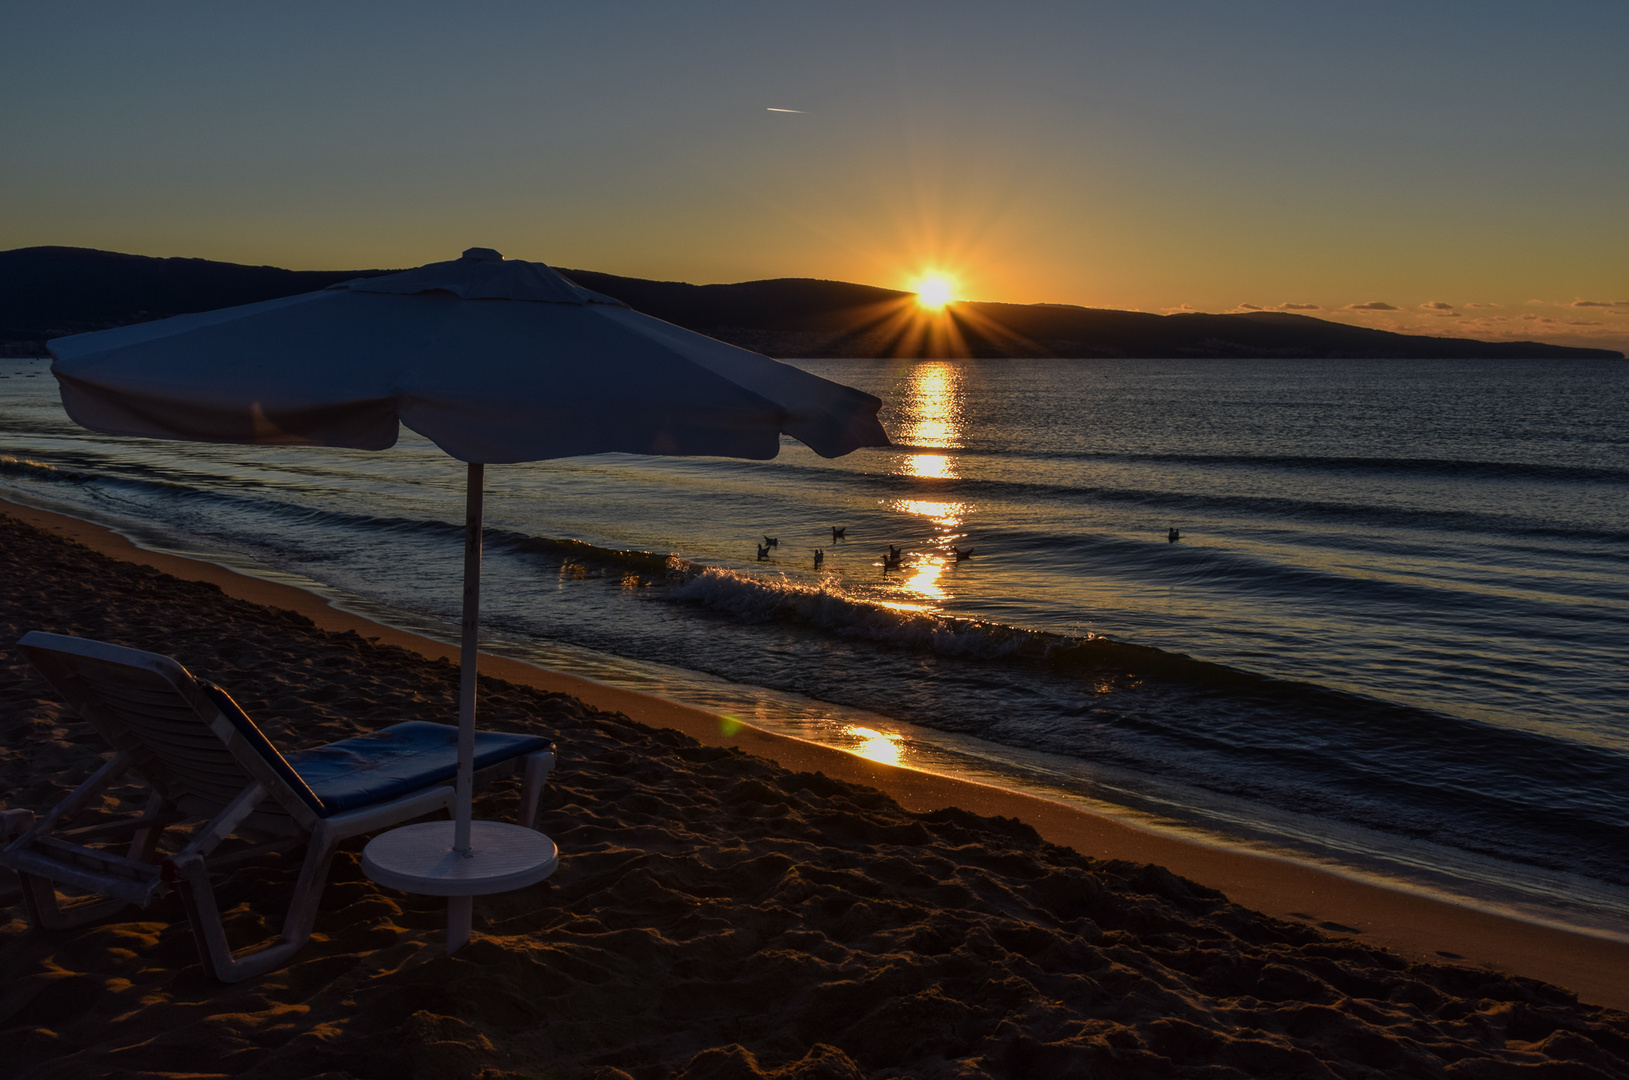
[4,1,1626,350]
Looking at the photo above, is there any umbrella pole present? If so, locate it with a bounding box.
[360,459,551,959]
[455,462,484,855]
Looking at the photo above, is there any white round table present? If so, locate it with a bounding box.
[361,819,558,951]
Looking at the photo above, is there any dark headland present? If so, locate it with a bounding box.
[2,245,1621,360]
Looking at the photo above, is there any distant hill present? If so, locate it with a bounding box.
[558,268,1624,361]
[2,246,1620,360]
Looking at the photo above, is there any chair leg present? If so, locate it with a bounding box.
[518,750,556,830]
[273,832,342,958]
[169,851,304,983]
[164,785,327,983]
[4,769,176,932]
[17,872,129,929]
[125,792,169,863]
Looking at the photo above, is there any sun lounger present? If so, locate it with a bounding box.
[1,631,557,981]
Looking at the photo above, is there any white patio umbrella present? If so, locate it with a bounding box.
[47,247,889,948]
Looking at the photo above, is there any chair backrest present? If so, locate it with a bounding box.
[17,632,321,827]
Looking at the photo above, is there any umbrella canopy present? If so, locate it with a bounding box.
[49,246,886,462]
[47,247,890,950]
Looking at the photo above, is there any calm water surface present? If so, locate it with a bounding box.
[3,355,1626,936]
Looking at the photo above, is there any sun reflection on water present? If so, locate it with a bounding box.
[895,499,965,528]
[880,363,978,610]
[903,553,948,600]
[909,453,951,478]
[897,362,964,479]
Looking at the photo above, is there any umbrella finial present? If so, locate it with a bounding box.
[462,247,504,262]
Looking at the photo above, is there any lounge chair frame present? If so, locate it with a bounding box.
[2,632,555,982]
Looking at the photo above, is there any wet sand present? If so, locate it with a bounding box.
[3,501,1627,1078]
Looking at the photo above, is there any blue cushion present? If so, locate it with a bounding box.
[285,721,551,814]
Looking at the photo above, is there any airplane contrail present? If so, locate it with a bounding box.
[766,107,805,113]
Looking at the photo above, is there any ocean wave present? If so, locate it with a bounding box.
[668,566,1042,657]
[765,460,1629,545]
[666,564,1322,691]
[1031,449,1629,485]
[1,453,88,482]
[14,449,1627,555]
[880,444,1629,485]
[488,528,679,578]
[0,455,711,593]
[8,450,1616,672]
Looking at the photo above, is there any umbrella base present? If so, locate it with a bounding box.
[360,819,558,952]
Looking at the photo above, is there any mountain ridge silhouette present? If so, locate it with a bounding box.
[3,246,1619,360]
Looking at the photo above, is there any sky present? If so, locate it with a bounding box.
[3,1,1626,351]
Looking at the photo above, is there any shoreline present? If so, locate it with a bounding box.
[5,493,1627,1012]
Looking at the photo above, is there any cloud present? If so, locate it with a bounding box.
[1522,314,1557,323]
[1235,303,1263,311]
[1464,302,1500,309]
[1279,302,1321,310]
[1572,300,1614,308]
[1346,301,1398,311]
[1420,301,1455,311]
[1568,320,1603,326]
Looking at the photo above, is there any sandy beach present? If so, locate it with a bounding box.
[3,501,1627,1079]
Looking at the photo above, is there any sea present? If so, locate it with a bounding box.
[3,354,1627,940]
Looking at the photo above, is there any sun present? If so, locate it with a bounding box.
[913,275,956,311]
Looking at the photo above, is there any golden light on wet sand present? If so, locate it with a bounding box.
[847,725,905,765]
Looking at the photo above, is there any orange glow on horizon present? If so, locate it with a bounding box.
[831,283,1040,359]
